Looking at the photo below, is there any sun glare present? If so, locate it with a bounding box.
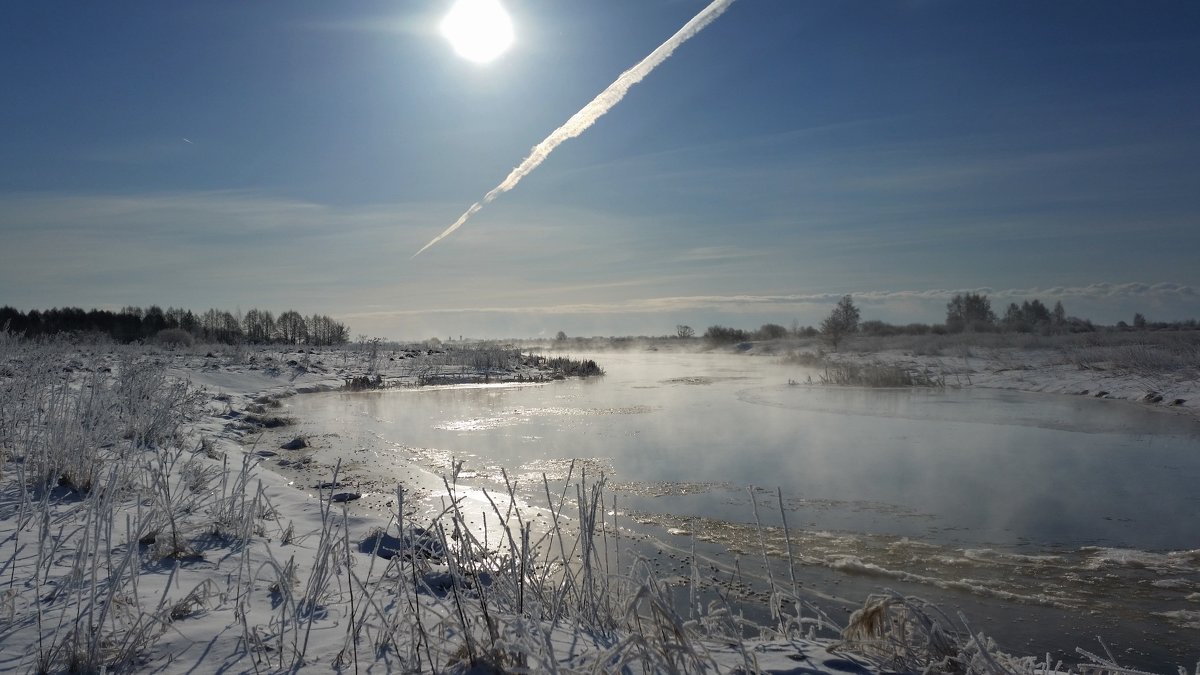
[440,0,514,64]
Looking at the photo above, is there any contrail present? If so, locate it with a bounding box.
[413,0,737,258]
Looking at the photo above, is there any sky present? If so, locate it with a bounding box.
[2,0,1199,340]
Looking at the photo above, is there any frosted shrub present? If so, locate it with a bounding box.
[0,346,120,492]
[0,343,241,671]
[115,351,207,449]
[155,327,194,348]
[818,362,945,388]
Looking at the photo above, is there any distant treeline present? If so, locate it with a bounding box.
[701,324,800,344]
[699,293,1200,344]
[0,305,350,346]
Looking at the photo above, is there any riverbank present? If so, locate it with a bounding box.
[724,330,1200,421]
[0,339,921,674]
[2,338,1192,673]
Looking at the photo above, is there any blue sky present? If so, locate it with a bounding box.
[2,1,1198,339]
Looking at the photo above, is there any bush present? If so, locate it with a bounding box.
[344,374,384,390]
[781,350,823,366]
[704,325,749,344]
[157,327,194,348]
[545,356,604,378]
[818,362,945,387]
[755,323,788,340]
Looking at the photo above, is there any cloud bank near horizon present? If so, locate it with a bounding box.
[4,189,1195,336]
[412,0,737,257]
[343,281,1198,318]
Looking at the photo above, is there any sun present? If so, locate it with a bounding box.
[440,0,515,64]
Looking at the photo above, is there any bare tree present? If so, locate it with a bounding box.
[1052,301,1066,326]
[277,310,307,345]
[945,293,996,333]
[821,295,860,351]
[675,324,695,339]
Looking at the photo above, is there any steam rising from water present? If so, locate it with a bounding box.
[413,0,737,257]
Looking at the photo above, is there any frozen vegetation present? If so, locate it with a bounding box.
[537,326,1200,418]
[767,330,1200,419]
[0,333,1196,673]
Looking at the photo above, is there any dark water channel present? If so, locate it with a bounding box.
[283,351,1200,669]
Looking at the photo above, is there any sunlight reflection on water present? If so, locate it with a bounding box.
[283,351,1200,668]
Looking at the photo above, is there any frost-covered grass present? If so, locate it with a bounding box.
[0,339,832,672]
[780,350,945,387]
[1062,339,1200,375]
[814,361,946,388]
[543,355,605,378]
[0,341,267,671]
[844,330,1200,372]
[769,330,1199,415]
[2,336,1192,674]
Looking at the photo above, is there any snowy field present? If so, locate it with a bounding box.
[756,331,1200,420]
[1,334,1196,674]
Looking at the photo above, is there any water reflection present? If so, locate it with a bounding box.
[282,351,1200,667]
[293,352,1199,551]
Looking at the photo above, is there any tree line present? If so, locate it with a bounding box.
[696,292,1199,350]
[0,305,350,346]
[696,322,805,345]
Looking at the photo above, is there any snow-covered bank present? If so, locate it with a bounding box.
[860,348,1199,419]
[737,331,1200,421]
[0,341,862,674]
[2,338,1193,673]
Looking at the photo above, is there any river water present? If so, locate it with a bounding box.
[280,350,1200,669]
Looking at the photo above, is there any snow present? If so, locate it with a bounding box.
[2,338,1195,673]
[827,343,1200,421]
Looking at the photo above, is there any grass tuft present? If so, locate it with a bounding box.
[817,362,946,387]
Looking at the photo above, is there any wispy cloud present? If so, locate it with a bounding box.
[670,246,767,264]
[343,282,1197,318]
[413,0,737,256]
[0,190,332,236]
[0,190,441,309]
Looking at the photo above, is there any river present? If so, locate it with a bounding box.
[276,350,1200,669]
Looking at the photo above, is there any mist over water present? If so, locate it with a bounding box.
[282,351,1200,668]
